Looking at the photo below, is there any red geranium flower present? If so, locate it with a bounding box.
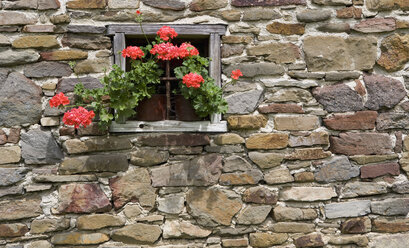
[178,42,199,58]
[62,107,95,128]
[231,69,243,80]
[49,92,70,108]
[136,10,141,15]
[122,46,145,60]
[150,42,179,60]
[182,73,204,88]
[157,26,178,41]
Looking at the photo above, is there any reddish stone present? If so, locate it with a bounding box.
[341,217,371,234]
[266,22,305,35]
[323,111,378,130]
[0,130,6,145]
[232,0,306,7]
[372,218,409,233]
[57,183,111,213]
[7,127,20,143]
[364,74,406,110]
[294,234,324,248]
[67,0,106,9]
[353,18,396,33]
[138,134,210,146]
[243,186,278,204]
[38,0,61,10]
[354,79,366,96]
[0,224,29,237]
[360,162,400,179]
[258,103,304,114]
[330,132,393,155]
[337,7,362,19]
[59,127,75,136]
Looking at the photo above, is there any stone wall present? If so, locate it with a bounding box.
[1,0,409,247]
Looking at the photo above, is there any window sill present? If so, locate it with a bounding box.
[109,120,228,133]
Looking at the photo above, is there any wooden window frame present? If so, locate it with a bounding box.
[107,24,228,133]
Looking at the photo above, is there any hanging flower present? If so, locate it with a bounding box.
[136,10,141,15]
[182,73,204,88]
[178,42,199,58]
[122,46,145,60]
[62,107,95,128]
[157,26,178,41]
[150,42,179,60]
[231,69,243,80]
[49,92,70,108]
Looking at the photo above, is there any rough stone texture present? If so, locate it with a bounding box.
[360,162,400,179]
[21,129,63,165]
[0,224,28,238]
[366,0,409,11]
[163,220,211,239]
[74,58,111,74]
[268,88,313,103]
[24,61,72,78]
[225,89,264,114]
[186,188,242,226]
[67,0,106,8]
[289,131,329,147]
[286,148,331,160]
[111,223,161,244]
[377,113,409,130]
[295,172,315,182]
[77,214,125,230]
[30,218,70,234]
[0,12,37,25]
[314,156,359,183]
[294,234,324,248]
[371,198,409,216]
[317,22,351,33]
[337,6,362,19]
[378,34,409,72]
[325,200,371,218]
[227,115,267,129]
[371,233,409,248]
[248,152,284,169]
[0,168,27,186]
[247,43,300,64]
[0,49,40,66]
[353,18,396,33]
[372,218,409,233]
[0,146,21,165]
[296,9,332,22]
[141,0,185,10]
[246,133,289,150]
[274,206,317,221]
[224,63,284,77]
[330,132,393,155]
[350,154,398,164]
[157,194,184,214]
[64,136,132,154]
[280,187,337,201]
[40,50,88,61]
[329,235,369,247]
[38,0,61,9]
[138,134,209,146]
[57,76,102,93]
[271,222,315,233]
[259,103,304,114]
[220,170,263,185]
[393,181,409,194]
[341,217,371,234]
[324,111,377,130]
[364,74,406,110]
[249,233,288,247]
[214,134,245,145]
[110,168,157,209]
[51,232,110,245]
[232,0,306,6]
[130,149,169,166]
[0,198,42,221]
[342,182,388,198]
[62,34,111,50]
[236,205,272,225]
[189,0,227,11]
[264,167,294,184]
[274,115,319,131]
[57,183,111,213]
[243,186,277,205]
[266,22,305,35]
[312,83,364,112]
[12,35,59,49]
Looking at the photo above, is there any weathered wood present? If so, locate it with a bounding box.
[209,33,222,123]
[107,24,227,36]
[110,120,228,133]
[113,33,126,70]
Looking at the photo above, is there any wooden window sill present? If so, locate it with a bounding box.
[110,120,227,133]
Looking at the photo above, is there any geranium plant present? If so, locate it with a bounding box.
[50,11,242,128]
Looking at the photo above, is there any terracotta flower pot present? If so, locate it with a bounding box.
[135,94,167,121]
[174,95,202,121]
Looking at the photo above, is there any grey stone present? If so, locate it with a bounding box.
[0,185,23,198]
[377,113,409,130]
[62,34,111,50]
[325,200,371,219]
[21,129,63,165]
[24,61,72,78]
[288,71,325,79]
[225,89,264,114]
[151,154,222,187]
[219,170,263,185]
[280,187,337,201]
[44,102,66,117]
[264,168,294,184]
[224,63,285,77]
[371,234,409,248]
[248,152,285,169]
[371,198,409,216]
[236,205,272,225]
[262,80,318,89]
[142,0,186,10]
[312,83,364,112]
[0,168,27,186]
[38,0,60,10]
[267,88,313,103]
[34,175,97,182]
[111,223,162,244]
[341,182,388,198]
[0,198,42,221]
[0,72,42,127]
[229,23,260,34]
[317,22,351,33]
[63,137,132,154]
[205,145,244,153]
[313,0,352,4]
[157,194,184,214]
[214,227,255,236]
[67,25,106,34]
[0,11,37,25]
[163,220,211,239]
[3,0,36,10]
[222,44,245,57]
[57,77,102,93]
[223,155,253,172]
[26,240,52,248]
[130,149,169,166]
[315,156,359,183]
[364,74,406,110]
[325,71,360,81]
[296,9,332,22]
[243,8,281,21]
[0,49,39,66]
[392,181,409,194]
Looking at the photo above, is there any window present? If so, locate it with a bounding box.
[107,24,227,132]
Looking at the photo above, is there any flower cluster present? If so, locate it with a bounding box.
[62,106,95,128]
[182,73,205,88]
[231,69,243,80]
[157,26,178,41]
[122,46,145,60]
[49,92,70,108]
[178,42,199,58]
[150,42,179,60]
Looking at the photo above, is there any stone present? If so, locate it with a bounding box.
[326,71,361,81]
[330,132,393,155]
[169,146,203,155]
[341,217,371,234]
[186,188,242,226]
[271,222,315,233]
[304,36,377,72]
[264,168,294,184]
[377,113,409,130]
[24,61,72,78]
[229,23,260,34]
[235,205,272,225]
[151,154,222,187]
[0,146,21,165]
[243,8,280,21]
[366,0,409,11]
[67,25,106,34]
[232,0,306,6]
[220,10,241,21]
[280,187,337,201]
[57,77,102,93]
[130,149,169,166]
[21,129,63,165]
[350,154,398,164]
[393,181,409,194]
[110,168,156,209]
[77,214,125,230]
[64,136,132,154]
[0,224,28,237]
[0,168,27,186]
[222,238,249,247]
[360,162,400,179]
[40,50,88,61]
[314,156,359,183]
[107,0,139,8]
[7,128,20,144]
[135,215,164,223]
[247,43,300,64]
[62,34,111,50]
[12,35,59,49]
[286,148,331,160]
[38,0,60,9]
[266,22,305,35]
[243,186,277,204]
[337,6,362,19]
[378,34,409,72]
[294,172,314,182]
[353,18,396,33]
[67,0,106,8]
[273,206,317,221]
[296,9,332,22]
[227,115,267,129]
[372,218,409,233]
[222,44,245,57]
[26,240,52,248]
[259,103,304,114]
[313,0,352,4]
[288,71,325,80]
[23,25,55,33]
[224,63,284,77]
[0,49,40,66]
[163,220,211,239]
[142,0,185,10]
[324,111,378,130]
[157,194,184,214]
[371,198,409,216]
[312,84,364,112]
[248,152,285,169]
[3,0,37,9]
[289,131,329,147]
[249,233,288,247]
[51,232,109,245]
[0,130,6,144]
[0,185,23,198]
[325,200,371,218]
[246,133,288,150]
[215,226,255,236]
[371,233,409,248]
[138,134,209,146]
[364,74,406,110]
[189,0,228,11]
[267,88,313,103]
[400,153,409,173]
[50,14,70,24]
[33,175,96,183]
[328,235,369,247]
[0,198,42,221]
[111,223,162,244]
[222,35,253,44]
[0,72,42,127]
[123,204,142,219]
[74,58,110,74]
[274,115,319,131]
[59,127,75,136]
[225,89,264,114]
[40,117,59,126]
[30,218,70,234]
[342,182,388,198]
[220,170,263,185]
[294,234,325,248]
[214,134,244,145]
[57,183,111,213]
[0,12,37,25]
[206,145,244,153]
